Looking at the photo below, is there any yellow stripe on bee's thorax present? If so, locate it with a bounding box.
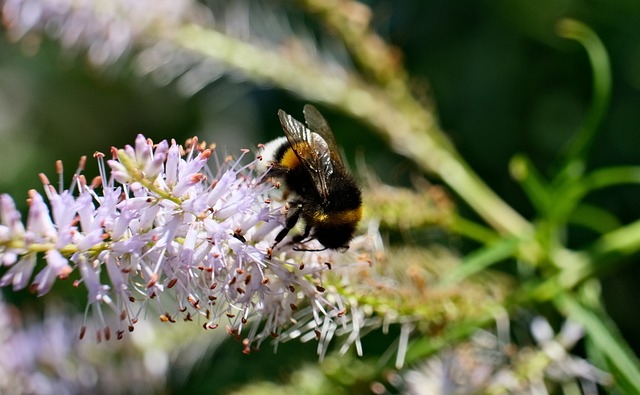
[281,147,300,169]
[312,206,363,226]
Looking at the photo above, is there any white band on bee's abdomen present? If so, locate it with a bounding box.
[257,136,288,173]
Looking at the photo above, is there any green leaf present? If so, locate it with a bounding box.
[440,237,520,285]
[555,18,611,173]
[555,294,640,393]
[584,166,640,191]
[568,203,620,234]
[588,218,640,261]
[509,154,552,213]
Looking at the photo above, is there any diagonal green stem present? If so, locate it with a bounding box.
[117,149,181,204]
[172,25,532,238]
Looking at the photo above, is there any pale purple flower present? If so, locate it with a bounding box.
[0,253,36,290]
[0,0,232,97]
[25,192,57,242]
[1,0,209,67]
[0,194,26,266]
[0,134,380,354]
[403,315,612,395]
[1,0,351,97]
[0,295,172,395]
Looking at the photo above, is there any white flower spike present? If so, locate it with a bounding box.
[0,135,379,354]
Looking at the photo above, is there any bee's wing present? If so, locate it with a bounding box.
[278,109,333,200]
[302,104,346,169]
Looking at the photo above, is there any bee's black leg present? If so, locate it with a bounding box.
[292,224,329,251]
[272,203,302,249]
[292,224,312,244]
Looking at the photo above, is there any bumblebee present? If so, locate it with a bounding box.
[258,105,362,251]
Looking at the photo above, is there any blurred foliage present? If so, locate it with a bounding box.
[2,0,640,394]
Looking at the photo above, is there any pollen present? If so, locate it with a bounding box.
[312,212,330,223]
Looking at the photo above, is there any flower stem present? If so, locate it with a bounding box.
[117,149,181,204]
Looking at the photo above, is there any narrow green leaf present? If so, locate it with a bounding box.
[555,18,611,173]
[584,166,640,191]
[550,166,640,228]
[588,218,640,261]
[449,215,499,245]
[440,237,520,285]
[509,154,552,213]
[555,295,640,393]
[569,203,620,234]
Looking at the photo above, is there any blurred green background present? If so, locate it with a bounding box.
[1,0,640,391]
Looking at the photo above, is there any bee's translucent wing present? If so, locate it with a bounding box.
[302,104,346,169]
[278,109,332,200]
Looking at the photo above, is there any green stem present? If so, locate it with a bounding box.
[556,18,611,169]
[117,149,181,204]
[0,240,109,258]
[450,215,500,245]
